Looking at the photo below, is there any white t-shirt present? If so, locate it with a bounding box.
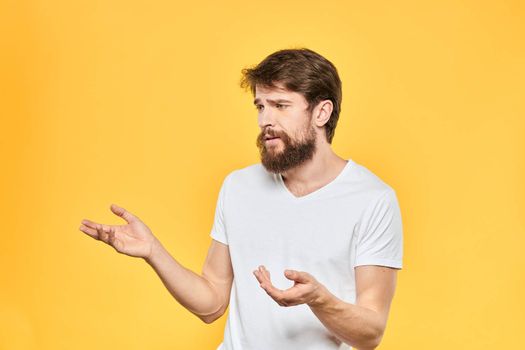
[210,158,403,350]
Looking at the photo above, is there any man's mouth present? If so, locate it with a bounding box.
[264,132,280,140]
[264,136,280,143]
[264,136,281,146]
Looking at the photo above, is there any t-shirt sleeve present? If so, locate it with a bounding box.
[209,174,231,245]
[354,189,404,269]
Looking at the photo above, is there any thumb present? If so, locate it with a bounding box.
[110,203,137,224]
[284,269,310,283]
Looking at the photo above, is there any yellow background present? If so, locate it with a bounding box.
[1,0,524,349]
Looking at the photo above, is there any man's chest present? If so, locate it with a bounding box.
[226,200,362,266]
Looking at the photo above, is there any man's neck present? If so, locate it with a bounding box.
[280,145,347,190]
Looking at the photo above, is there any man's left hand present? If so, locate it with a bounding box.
[253,265,327,307]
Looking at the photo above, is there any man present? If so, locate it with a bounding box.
[79,48,403,350]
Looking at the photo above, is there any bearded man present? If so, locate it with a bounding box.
[79,48,404,350]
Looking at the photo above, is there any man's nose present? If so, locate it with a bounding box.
[258,106,276,129]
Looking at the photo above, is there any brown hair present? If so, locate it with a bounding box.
[240,48,342,144]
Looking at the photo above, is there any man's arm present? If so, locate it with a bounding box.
[308,265,398,350]
[253,264,398,349]
[145,238,233,324]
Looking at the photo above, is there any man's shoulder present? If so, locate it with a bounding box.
[344,159,397,196]
[223,162,275,187]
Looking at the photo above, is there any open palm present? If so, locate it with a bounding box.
[253,265,324,307]
[79,204,158,259]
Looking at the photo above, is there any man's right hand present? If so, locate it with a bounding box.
[79,203,159,260]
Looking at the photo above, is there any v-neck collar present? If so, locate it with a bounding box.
[276,159,354,202]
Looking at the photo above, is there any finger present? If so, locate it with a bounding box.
[79,224,100,240]
[260,267,278,288]
[108,226,122,251]
[258,268,303,304]
[253,270,273,289]
[259,266,272,282]
[110,203,137,224]
[253,269,271,288]
[253,270,264,284]
[261,267,282,291]
[255,276,296,307]
[80,219,102,230]
[284,270,311,283]
[96,224,108,243]
[107,226,116,246]
[257,267,271,286]
[253,267,272,289]
[257,270,285,298]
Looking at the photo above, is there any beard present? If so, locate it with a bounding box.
[256,122,317,174]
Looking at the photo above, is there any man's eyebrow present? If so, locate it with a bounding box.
[253,98,293,105]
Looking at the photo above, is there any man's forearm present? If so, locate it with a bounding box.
[143,239,224,323]
[309,287,385,350]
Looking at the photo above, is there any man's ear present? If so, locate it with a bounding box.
[313,100,333,128]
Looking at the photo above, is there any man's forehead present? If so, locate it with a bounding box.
[254,84,303,102]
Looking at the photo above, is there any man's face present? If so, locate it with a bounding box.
[254,83,317,174]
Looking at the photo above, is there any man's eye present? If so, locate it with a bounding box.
[255,105,264,111]
[276,104,287,109]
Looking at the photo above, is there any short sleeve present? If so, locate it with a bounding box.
[354,189,404,269]
[209,174,231,245]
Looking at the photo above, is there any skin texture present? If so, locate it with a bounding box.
[79,81,399,349]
